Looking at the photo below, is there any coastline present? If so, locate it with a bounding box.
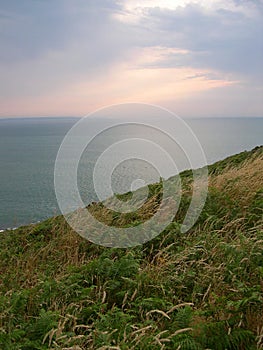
[1,145,262,233]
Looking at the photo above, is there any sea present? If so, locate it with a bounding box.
[0,116,262,230]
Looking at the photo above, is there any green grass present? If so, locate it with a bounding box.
[0,146,262,349]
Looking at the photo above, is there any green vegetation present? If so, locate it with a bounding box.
[0,146,262,349]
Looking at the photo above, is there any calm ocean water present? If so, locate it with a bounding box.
[0,117,262,230]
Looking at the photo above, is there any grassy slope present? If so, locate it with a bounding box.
[0,146,262,350]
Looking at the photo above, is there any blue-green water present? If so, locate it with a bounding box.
[0,117,262,230]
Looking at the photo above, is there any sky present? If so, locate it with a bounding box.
[0,0,262,117]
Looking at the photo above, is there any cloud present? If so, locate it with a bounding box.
[0,0,72,62]
[0,0,262,116]
[0,0,137,98]
[0,46,236,117]
[128,2,263,81]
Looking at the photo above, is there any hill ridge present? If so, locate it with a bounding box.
[0,146,262,349]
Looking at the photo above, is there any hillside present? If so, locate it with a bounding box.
[0,146,262,350]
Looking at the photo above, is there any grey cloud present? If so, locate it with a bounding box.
[232,0,263,7]
[140,3,263,80]
[0,0,138,97]
[0,1,72,62]
[0,0,262,109]
[0,0,123,63]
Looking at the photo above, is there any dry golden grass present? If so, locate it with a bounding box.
[209,155,263,207]
[1,148,262,349]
